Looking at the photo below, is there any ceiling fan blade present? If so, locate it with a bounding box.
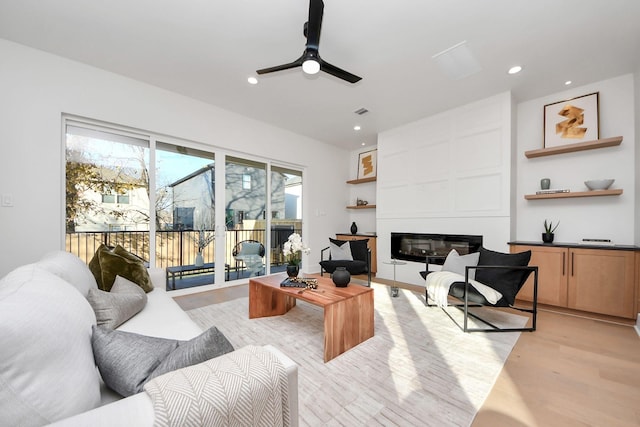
[256,54,304,75]
[320,59,362,84]
[306,0,324,50]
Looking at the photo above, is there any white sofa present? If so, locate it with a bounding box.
[0,251,298,426]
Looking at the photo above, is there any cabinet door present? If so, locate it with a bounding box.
[336,234,377,273]
[512,245,568,306]
[567,248,635,318]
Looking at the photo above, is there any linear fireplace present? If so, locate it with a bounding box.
[390,232,483,264]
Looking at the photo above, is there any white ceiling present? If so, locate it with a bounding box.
[1,0,639,150]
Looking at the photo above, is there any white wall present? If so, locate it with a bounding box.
[515,74,636,244]
[346,147,377,236]
[376,92,514,285]
[0,39,349,278]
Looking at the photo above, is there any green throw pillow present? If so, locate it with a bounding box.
[96,245,153,293]
[88,244,111,290]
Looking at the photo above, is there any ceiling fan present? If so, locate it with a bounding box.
[256,0,362,84]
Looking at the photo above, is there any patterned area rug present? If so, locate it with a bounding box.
[187,283,527,426]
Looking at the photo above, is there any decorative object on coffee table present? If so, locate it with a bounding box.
[286,264,299,278]
[332,267,351,287]
[350,221,358,234]
[283,232,310,279]
[542,219,559,243]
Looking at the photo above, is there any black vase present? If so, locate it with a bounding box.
[332,267,351,287]
[542,233,554,244]
[350,221,358,235]
[286,264,299,278]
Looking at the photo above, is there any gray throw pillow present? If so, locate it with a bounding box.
[329,241,353,261]
[87,275,148,329]
[441,249,480,280]
[92,325,235,397]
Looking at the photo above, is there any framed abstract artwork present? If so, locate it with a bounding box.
[357,149,377,179]
[543,92,599,148]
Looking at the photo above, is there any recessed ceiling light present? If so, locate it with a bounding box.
[361,142,366,146]
[508,65,522,74]
[565,80,572,85]
[247,76,258,85]
[354,125,361,131]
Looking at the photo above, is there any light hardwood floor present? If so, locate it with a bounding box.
[174,280,640,427]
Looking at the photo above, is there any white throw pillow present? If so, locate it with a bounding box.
[441,249,480,280]
[329,241,353,261]
[37,250,98,297]
[0,265,101,426]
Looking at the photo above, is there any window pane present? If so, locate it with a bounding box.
[271,166,303,267]
[155,142,216,289]
[65,125,150,263]
[226,156,266,280]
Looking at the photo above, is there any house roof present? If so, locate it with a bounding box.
[1,1,638,150]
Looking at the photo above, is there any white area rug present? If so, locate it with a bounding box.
[187,283,526,426]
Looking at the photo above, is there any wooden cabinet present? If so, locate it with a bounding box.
[336,234,377,274]
[511,244,638,319]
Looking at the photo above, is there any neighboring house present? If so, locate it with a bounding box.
[74,167,150,232]
[169,163,287,231]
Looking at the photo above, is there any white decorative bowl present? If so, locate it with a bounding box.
[584,179,614,190]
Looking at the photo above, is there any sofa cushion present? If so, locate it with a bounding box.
[87,275,148,329]
[92,325,235,397]
[0,264,101,426]
[37,250,98,297]
[90,245,153,293]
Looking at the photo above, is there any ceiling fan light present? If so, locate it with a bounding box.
[302,59,320,75]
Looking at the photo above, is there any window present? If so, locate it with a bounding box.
[65,117,304,289]
[242,174,252,190]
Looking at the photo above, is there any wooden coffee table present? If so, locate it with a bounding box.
[249,274,374,362]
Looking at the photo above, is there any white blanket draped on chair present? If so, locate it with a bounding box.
[425,271,503,308]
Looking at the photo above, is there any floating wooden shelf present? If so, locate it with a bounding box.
[525,189,623,200]
[524,136,622,158]
[347,177,376,184]
[346,204,376,209]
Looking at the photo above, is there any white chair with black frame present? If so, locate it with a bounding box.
[423,247,538,333]
[232,240,266,279]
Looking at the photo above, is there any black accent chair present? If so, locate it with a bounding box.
[319,238,371,286]
[424,247,538,333]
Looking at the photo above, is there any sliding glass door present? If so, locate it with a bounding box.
[65,117,304,290]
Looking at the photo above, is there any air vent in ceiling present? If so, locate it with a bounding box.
[432,40,482,80]
[354,108,369,115]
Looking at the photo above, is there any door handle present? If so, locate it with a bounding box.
[571,252,574,276]
[562,252,565,276]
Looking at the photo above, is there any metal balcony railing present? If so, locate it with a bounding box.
[65,227,300,271]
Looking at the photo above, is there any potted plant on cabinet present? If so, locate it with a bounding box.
[542,220,559,243]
